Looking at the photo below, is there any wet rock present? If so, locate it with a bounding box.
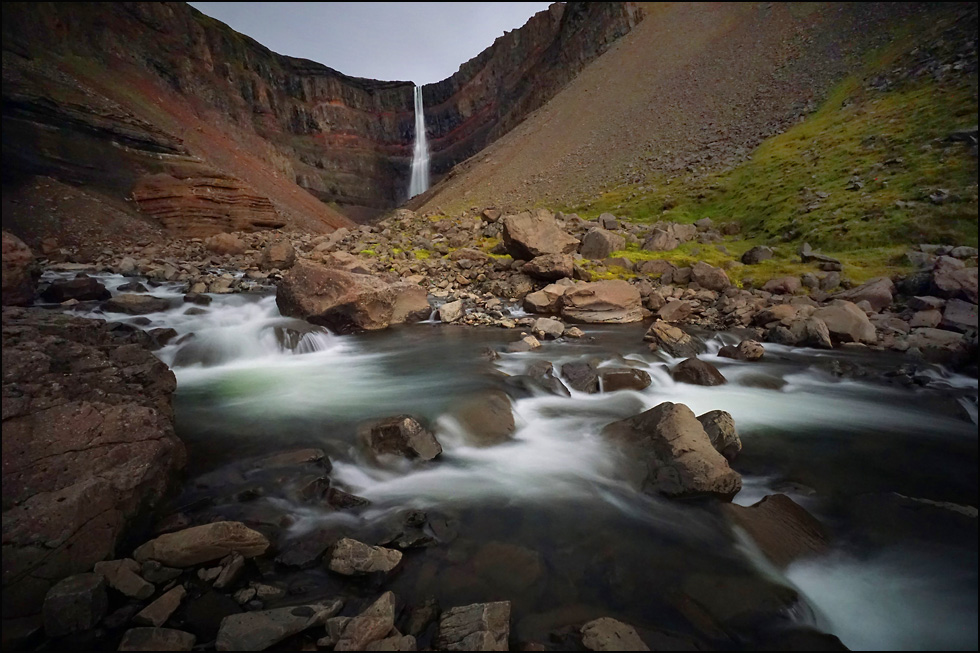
[134,585,187,627]
[811,301,877,344]
[435,601,511,651]
[183,292,212,305]
[506,335,541,352]
[691,262,731,292]
[93,558,154,600]
[42,573,107,637]
[403,598,441,638]
[215,600,342,651]
[580,617,649,651]
[214,552,245,590]
[599,368,652,392]
[368,634,418,650]
[532,317,564,339]
[501,212,579,259]
[602,402,742,499]
[2,231,38,305]
[717,339,764,361]
[259,240,296,270]
[118,627,196,651]
[722,494,829,568]
[472,542,544,594]
[522,254,573,281]
[102,293,172,314]
[561,361,600,393]
[360,415,443,461]
[133,521,270,568]
[941,298,978,332]
[327,538,402,576]
[741,246,774,265]
[439,299,464,323]
[334,592,396,651]
[644,321,702,358]
[580,228,626,260]
[514,360,570,396]
[40,276,111,302]
[452,390,516,446]
[696,410,741,461]
[118,281,149,292]
[671,358,727,386]
[791,318,833,349]
[251,448,330,470]
[276,527,339,568]
[834,276,895,312]
[561,280,643,323]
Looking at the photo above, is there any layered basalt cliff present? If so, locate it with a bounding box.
[1,2,641,236]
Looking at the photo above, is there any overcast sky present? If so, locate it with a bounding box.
[189,2,553,85]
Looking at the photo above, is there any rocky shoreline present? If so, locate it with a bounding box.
[2,210,977,650]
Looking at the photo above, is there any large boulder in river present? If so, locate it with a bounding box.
[327,538,402,576]
[671,357,727,386]
[359,415,443,461]
[697,410,741,461]
[644,321,702,358]
[451,390,516,446]
[501,212,579,260]
[561,280,643,323]
[277,261,430,333]
[134,522,269,567]
[1,231,38,306]
[601,402,742,499]
[811,300,876,344]
[833,276,895,312]
[2,308,185,620]
[580,228,626,260]
[722,494,829,568]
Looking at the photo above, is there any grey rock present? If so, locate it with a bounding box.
[697,410,741,461]
[93,558,154,600]
[327,538,402,576]
[435,601,511,651]
[43,573,107,637]
[118,627,196,651]
[360,415,443,461]
[216,600,342,651]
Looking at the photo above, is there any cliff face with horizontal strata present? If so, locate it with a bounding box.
[1,2,641,237]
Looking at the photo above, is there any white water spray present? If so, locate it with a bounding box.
[408,84,430,198]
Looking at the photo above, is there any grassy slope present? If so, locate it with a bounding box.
[562,21,978,285]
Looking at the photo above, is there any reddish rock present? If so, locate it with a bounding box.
[762,276,801,295]
[1,232,37,306]
[205,233,247,256]
[259,240,296,270]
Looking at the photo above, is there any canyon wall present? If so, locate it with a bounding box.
[1,2,641,238]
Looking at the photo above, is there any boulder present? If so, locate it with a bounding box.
[580,228,626,260]
[133,522,270,568]
[561,281,643,323]
[42,573,108,637]
[2,309,184,620]
[642,229,679,252]
[532,317,565,339]
[501,212,579,260]
[93,559,154,600]
[791,318,833,349]
[834,277,895,312]
[690,262,731,291]
[216,600,342,651]
[439,300,464,323]
[909,309,942,328]
[522,254,573,281]
[754,303,799,327]
[435,601,511,651]
[811,301,877,344]
[722,494,828,568]
[601,402,741,499]
[327,538,402,576]
[359,415,443,461]
[451,391,516,446]
[799,242,840,266]
[599,368,652,392]
[277,261,430,333]
[932,256,978,303]
[334,592,396,651]
[671,358,727,386]
[580,618,649,651]
[941,298,978,332]
[2,231,38,306]
[762,276,801,295]
[598,213,619,230]
[644,321,702,358]
[740,246,773,265]
[523,283,570,314]
[636,259,676,280]
[561,361,600,394]
[40,276,111,303]
[736,340,764,361]
[657,300,691,323]
[696,410,741,461]
[134,585,187,628]
[259,240,296,270]
[102,294,172,314]
[118,628,196,651]
[205,233,246,256]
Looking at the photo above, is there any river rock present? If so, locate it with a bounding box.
[451,390,516,446]
[439,299,464,323]
[360,415,443,461]
[690,262,730,292]
[133,522,270,567]
[722,494,828,568]
[435,601,511,651]
[134,585,187,627]
[580,617,649,651]
[40,276,111,303]
[276,261,430,333]
[368,634,417,650]
[791,317,834,349]
[524,283,570,313]
[93,558,154,600]
[501,212,579,259]
[334,592,396,651]
[327,538,402,576]
[215,600,342,651]
[644,321,702,358]
[671,358,727,386]
[2,308,184,620]
[941,298,978,332]
[740,246,773,265]
[580,228,626,260]
[561,280,643,323]
[811,301,877,344]
[522,253,573,281]
[103,293,172,314]
[561,361,600,393]
[532,317,565,339]
[205,233,246,256]
[734,340,764,361]
[259,240,296,270]
[602,402,742,499]
[42,573,108,637]
[696,410,741,461]
[118,627,196,651]
[834,276,896,311]
[2,231,38,306]
[599,368,652,392]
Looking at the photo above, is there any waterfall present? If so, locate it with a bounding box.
[408,85,430,198]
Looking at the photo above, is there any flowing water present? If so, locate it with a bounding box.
[44,273,979,649]
[408,85,430,198]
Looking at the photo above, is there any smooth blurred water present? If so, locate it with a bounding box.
[42,272,979,649]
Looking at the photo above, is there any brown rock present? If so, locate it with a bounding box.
[1,232,38,306]
[42,573,107,637]
[93,559,154,600]
[436,601,511,651]
[642,229,679,252]
[657,299,692,322]
[216,600,343,651]
[359,415,443,461]
[690,262,731,292]
[643,321,702,358]
[501,212,579,260]
[102,294,172,315]
[811,301,877,344]
[722,494,828,568]
[118,627,196,651]
[522,254,574,281]
[941,298,978,332]
[561,280,643,323]
[335,592,396,651]
[696,410,741,461]
[523,283,570,313]
[327,539,402,576]
[205,233,246,256]
[762,276,801,295]
[580,617,649,651]
[260,240,296,270]
[580,228,626,260]
[452,391,516,446]
[133,585,187,628]
[834,276,895,311]
[671,358,727,386]
[932,256,978,303]
[40,276,111,303]
[599,368,652,392]
[133,522,270,568]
